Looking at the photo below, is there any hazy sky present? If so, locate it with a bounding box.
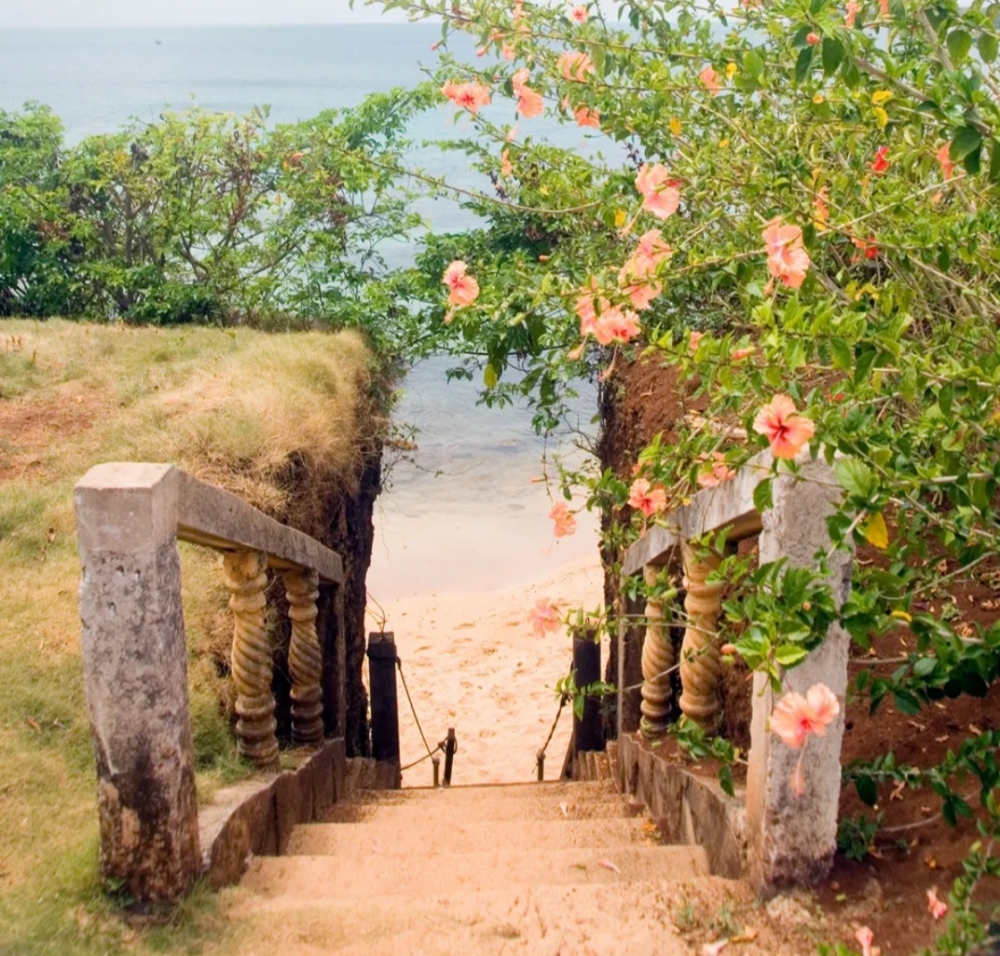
[0,0,407,28]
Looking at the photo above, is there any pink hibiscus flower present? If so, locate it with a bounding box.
[441,80,492,113]
[699,65,721,95]
[845,0,861,26]
[936,142,954,181]
[574,105,601,128]
[697,453,736,488]
[753,394,815,459]
[442,260,480,308]
[927,888,948,920]
[635,163,681,220]
[569,4,589,22]
[593,305,642,345]
[557,50,595,81]
[855,927,874,956]
[871,145,890,173]
[628,478,667,517]
[762,218,811,289]
[550,500,577,537]
[512,68,544,118]
[530,598,562,636]
[770,683,840,750]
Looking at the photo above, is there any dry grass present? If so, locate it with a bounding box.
[0,319,378,955]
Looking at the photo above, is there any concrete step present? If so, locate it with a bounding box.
[242,844,709,901]
[347,780,616,804]
[225,875,735,955]
[288,817,659,856]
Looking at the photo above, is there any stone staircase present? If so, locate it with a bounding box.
[227,778,738,955]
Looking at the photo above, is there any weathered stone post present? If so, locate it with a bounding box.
[640,564,674,738]
[283,568,324,745]
[678,541,724,731]
[74,463,201,903]
[746,454,851,894]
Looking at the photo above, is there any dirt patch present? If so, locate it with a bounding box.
[0,388,107,481]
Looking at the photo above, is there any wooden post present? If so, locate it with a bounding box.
[443,728,457,786]
[367,632,400,766]
[573,628,604,756]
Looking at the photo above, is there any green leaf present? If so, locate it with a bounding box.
[893,689,923,716]
[950,126,983,161]
[753,477,773,514]
[483,363,499,389]
[775,644,810,667]
[830,338,853,370]
[743,49,764,78]
[979,32,999,62]
[835,457,876,500]
[913,656,938,677]
[963,142,982,175]
[855,775,878,807]
[795,46,814,83]
[822,37,844,76]
[990,140,1000,182]
[719,764,735,798]
[946,29,972,62]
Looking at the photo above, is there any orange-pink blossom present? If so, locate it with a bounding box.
[762,218,811,289]
[927,888,948,920]
[628,478,667,517]
[530,598,562,636]
[618,234,670,310]
[689,330,705,352]
[569,4,589,21]
[753,394,815,459]
[770,683,840,750]
[937,142,955,181]
[500,147,513,177]
[575,278,608,338]
[557,50,595,81]
[855,927,874,956]
[549,500,577,537]
[512,68,544,118]
[697,453,736,488]
[442,260,480,308]
[441,80,491,113]
[574,105,601,128]
[699,65,721,95]
[593,304,642,345]
[845,0,861,26]
[635,163,681,220]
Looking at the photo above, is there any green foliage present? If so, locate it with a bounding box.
[835,811,882,861]
[0,91,435,351]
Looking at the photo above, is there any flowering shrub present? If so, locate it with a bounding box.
[379,0,1000,940]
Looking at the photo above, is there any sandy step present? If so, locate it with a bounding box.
[288,817,659,856]
[324,792,641,825]
[243,844,709,900]
[348,780,617,803]
[223,875,736,955]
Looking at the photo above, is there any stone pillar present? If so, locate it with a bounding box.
[678,541,724,731]
[222,550,279,768]
[640,564,674,738]
[746,455,851,894]
[74,463,200,903]
[284,568,324,746]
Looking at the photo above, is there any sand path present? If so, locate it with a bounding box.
[365,552,608,787]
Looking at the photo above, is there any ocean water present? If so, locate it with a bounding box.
[0,23,600,597]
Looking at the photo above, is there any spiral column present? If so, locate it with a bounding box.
[221,550,278,768]
[640,564,675,738]
[283,567,324,746]
[678,541,725,731]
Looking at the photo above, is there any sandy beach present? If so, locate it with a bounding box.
[366,552,608,787]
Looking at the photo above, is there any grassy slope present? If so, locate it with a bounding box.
[0,320,375,955]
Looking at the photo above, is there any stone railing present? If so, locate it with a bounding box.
[74,463,347,902]
[619,448,852,894]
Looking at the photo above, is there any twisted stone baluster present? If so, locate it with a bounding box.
[678,541,725,731]
[283,568,324,746]
[221,550,278,768]
[640,564,675,739]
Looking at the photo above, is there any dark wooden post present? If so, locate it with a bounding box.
[442,727,457,786]
[573,628,604,755]
[367,632,400,774]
